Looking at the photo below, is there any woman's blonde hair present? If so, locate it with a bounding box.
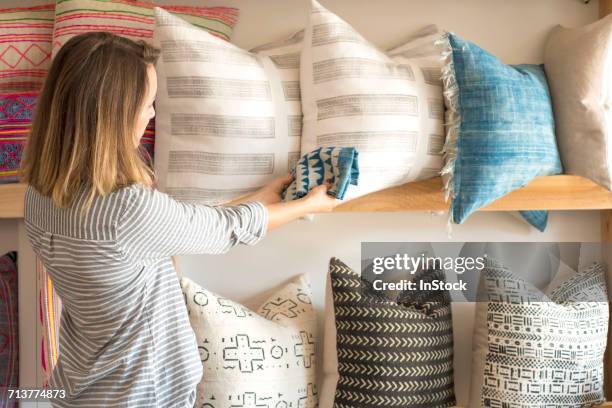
[20,31,160,213]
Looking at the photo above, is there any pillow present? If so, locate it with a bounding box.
[282,146,359,201]
[52,0,239,55]
[0,251,18,405]
[440,33,562,232]
[37,258,62,388]
[544,14,612,190]
[0,92,37,183]
[0,4,54,92]
[300,0,446,200]
[321,258,455,408]
[153,7,302,204]
[180,274,318,408]
[469,259,608,408]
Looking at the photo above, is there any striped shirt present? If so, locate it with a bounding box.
[23,183,269,407]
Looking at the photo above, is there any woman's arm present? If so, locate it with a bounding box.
[116,180,339,262]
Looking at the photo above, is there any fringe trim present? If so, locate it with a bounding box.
[436,32,461,237]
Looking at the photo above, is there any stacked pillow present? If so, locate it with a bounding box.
[321,258,456,408]
[153,7,303,204]
[469,259,609,408]
[52,0,239,54]
[300,0,446,199]
[0,4,55,92]
[180,274,318,408]
[0,251,18,406]
[0,93,37,183]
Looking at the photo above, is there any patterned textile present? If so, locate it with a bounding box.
[470,259,608,408]
[320,258,455,408]
[52,0,239,55]
[153,7,302,204]
[0,92,37,183]
[0,4,54,92]
[282,147,359,201]
[37,258,61,388]
[300,0,446,201]
[139,118,155,167]
[180,274,318,408]
[440,33,562,232]
[0,251,18,408]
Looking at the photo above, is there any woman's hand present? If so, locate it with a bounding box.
[224,173,294,206]
[302,181,342,213]
[249,173,294,205]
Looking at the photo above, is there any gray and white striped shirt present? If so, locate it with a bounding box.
[24,183,269,407]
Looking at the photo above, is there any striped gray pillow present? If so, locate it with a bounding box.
[153,7,302,204]
[300,0,445,200]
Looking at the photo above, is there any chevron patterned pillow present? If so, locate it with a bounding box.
[320,258,456,408]
[180,274,319,408]
[469,259,609,408]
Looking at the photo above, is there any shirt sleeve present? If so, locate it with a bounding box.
[116,184,269,261]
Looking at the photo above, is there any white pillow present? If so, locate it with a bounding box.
[300,0,445,200]
[180,274,318,408]
[153,7,302,204]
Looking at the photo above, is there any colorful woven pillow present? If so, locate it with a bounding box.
[441,33,562,231]
[52,0,239,55]
[0,4,55,92]
[0,251,18,407]
[282,147,359,201]
[37,258,61,388]
[0,92,37,183]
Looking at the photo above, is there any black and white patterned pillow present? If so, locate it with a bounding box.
[320,257,456,408]
[470,259,609,408]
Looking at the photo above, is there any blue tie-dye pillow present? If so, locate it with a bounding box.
[441,33,562,231]
[282,147,359,201]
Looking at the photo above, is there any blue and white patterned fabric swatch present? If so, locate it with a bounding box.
[282,147,359,201]
[440,33,562,232]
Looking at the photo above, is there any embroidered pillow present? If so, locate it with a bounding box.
[321,258,455,408]
[469,259,608,408]
[153,8,302,204]
[52,0,239,55]
[0,4,54,92]
[544,14,612,190]
[180,274,318,408]
[0,251,18,406]
[441,33,562,231]
[300,0,446,200]
[0,92,37,183]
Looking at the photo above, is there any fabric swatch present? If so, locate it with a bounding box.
[320,257,456,408]
[180,274,318,408]
[0,4,54,92]
[282,147,359,201]
[440,33,562,232]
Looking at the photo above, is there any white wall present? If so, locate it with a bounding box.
[0,1,602,406]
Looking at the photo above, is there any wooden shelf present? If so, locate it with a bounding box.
[335,175,612,212]
[2,175,612,219]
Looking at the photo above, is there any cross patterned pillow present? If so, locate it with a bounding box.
[180,274,318,408]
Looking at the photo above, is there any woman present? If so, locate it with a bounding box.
[19,32,339,407]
